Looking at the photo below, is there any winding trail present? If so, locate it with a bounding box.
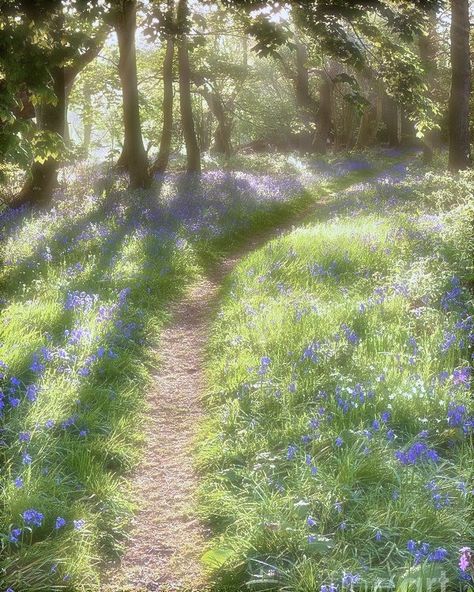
[103,164,402,591]
[105,236,277,591]
[105,224,299,591]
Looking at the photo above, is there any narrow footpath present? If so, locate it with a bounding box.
[103,164,400,591]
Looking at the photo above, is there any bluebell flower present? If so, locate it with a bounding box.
[441,332,457,353]
[453,367,471,388]
[341,324,359,345]
[10,377,20,389]
[73,519,85,530]
[22,509,44,527]
[287,445,297,460]
[22,452,32,465]
[14,477,23,489]
[9,528,22,543]
[407,540,417,553]
[26,384,38,402]
[341,572,360,587]
[447,403,466,427]
[306,516,317,527]
[258,356,271,375]
[395,441,439,465]
[321,585,338,592]
[335,436,344,448]
[428,548,448,562]
[30,354,45,373]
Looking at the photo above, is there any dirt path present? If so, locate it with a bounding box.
[102,166,398,591]
[104,234,281,592]
[103,221,297,591]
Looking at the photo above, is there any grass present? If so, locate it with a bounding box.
[199,161,474,591]
[0,152,388,591]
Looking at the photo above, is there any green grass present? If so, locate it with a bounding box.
[0,153,394,590]
[199,163,474,591]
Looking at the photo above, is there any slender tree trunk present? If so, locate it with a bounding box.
[177,0,200,172]
[115,0,150,187]
[343,101,356,149]
[382,95,400,147]
[357,102,379,148]
[152,36,175,173]
[448,0,471,171]
[418,13,440,163]
[242,35,248,69]
[400,113,416,147]
[82,81,93,158]
[14,66,66,207]
[211,97,232,157]
[314,70,332,153]
[197,85,232,157]
[294,42,315,152]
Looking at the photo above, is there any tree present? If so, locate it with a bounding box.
[176,0,201,172]
[113,0,151,188]
[153,35,175,173]
[448,0,471,170]
[4,1,108,207]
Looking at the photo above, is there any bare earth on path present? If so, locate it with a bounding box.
[102,220,302,591]
[101,170,388,592]
[102,229,290,591]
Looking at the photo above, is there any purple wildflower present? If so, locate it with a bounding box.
[22,509,44,527]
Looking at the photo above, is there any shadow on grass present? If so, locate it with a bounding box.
[0,157,408,589]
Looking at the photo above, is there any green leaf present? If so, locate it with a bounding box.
[201,546,234,569]
[396,564,445,592]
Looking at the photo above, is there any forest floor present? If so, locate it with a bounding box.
[1,154,385,592]
[4,153,470,592]
[102,169,381,591]
[103,209,321,590]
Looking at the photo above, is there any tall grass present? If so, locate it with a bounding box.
[0,153,380,591]
[199,163,474,591]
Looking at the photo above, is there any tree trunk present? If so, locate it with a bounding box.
[294,43,315,152]
[382,95,400,147]
[177,0,201,172]
[12,26,105,207]
[314,71,332,154]
[14,66,66,207]
[400,113,416,147]
[448,0,471,171]
[211,102,232,157]
[356,102,379,148]
[418,13,440,163]
[82,81,93,158]
[196,85,232,157]
[152,36,175,173]
[115,0,150,187]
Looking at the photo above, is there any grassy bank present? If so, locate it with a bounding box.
[199,162,474,591]
[0,153,380,590]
